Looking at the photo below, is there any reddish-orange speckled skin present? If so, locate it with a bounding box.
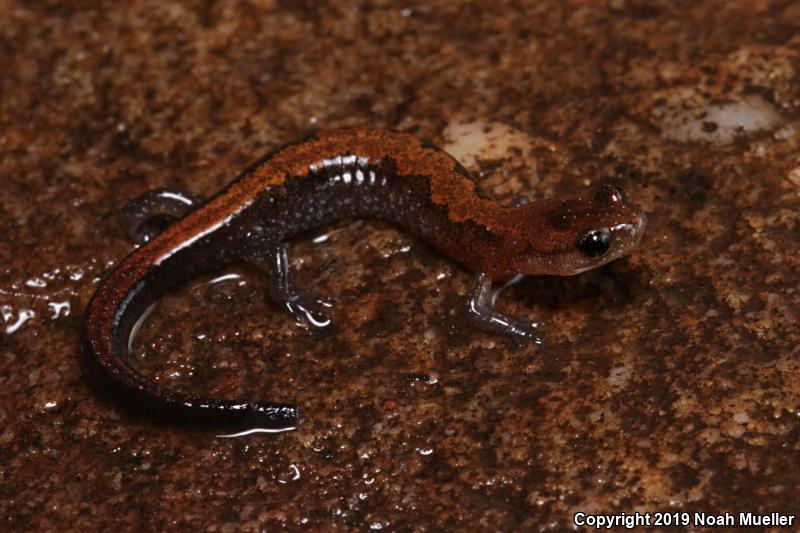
[82,126,645,429]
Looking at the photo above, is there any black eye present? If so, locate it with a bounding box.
[595,185,626,203]
[577,229,612,258]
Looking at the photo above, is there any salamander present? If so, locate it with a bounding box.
[81,126,646,429]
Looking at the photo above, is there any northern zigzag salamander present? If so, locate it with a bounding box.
[82,126,646,429]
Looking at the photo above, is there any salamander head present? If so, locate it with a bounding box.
[504,185,646,277]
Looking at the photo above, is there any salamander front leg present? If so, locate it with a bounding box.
[119,188,202,244]
[245,242,334,328]
[466,271,543,345]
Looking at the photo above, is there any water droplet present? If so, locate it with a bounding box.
[209,273,241,285]
[25,277,47,288]
[2,305,35,335]
[216,426,297,438]
[48,301,71,319]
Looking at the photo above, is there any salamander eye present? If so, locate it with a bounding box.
[595,185,626,203]
[577,228,612,258]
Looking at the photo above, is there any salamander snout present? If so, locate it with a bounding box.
[505,184,647,277]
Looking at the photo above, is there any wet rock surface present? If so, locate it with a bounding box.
[1,1,799,530]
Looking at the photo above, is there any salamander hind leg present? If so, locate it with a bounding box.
[466,271,543,345]
[244,238,334,328]
[119,188,201,243]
